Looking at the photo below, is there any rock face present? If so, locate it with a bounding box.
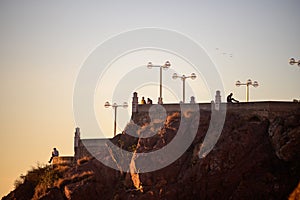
[269,115,300,161]
[3,107,300,200]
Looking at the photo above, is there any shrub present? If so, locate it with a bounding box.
[12,163,70,200]
[14,174,25,189]
[32,165,61,199]
[39,167,59,187]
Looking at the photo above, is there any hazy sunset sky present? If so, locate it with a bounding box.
[0,0,299,196]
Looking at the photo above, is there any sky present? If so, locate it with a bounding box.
[0,0,300,197]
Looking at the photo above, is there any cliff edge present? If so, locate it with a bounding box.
[3,103,300,200]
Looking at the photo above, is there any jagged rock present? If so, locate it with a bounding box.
[269,116,300,161]
[289,181,300,199]
[38,188,64,200]
[2,180,35,200]
[3,109,300,200]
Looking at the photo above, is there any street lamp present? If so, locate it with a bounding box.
[235,79,259,102]
[172,72,197,103]
[104,101,128,137]
[289,58,300,67]
[147,61,171,104]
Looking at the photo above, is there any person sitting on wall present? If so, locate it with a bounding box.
[227,93,239,103]
[48,147,59,163]
[147,98,153,104]
[141,96,146,104]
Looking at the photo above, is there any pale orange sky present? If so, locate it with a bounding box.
[1,0,300,197]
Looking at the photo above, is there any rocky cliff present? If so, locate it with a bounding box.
[3,104,300,200]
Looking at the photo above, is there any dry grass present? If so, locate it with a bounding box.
[30,164,61,200]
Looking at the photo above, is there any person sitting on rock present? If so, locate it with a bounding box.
[227,93,239,103]
[48,147,59,163]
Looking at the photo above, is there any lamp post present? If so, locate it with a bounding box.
[172,73,197,103]
[104,101,128,137]
[147,61,171,104]
[289,58,300,67]
[235,79,259,102]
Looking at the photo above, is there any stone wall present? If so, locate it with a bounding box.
[75,138,109,160]
[132,101,300,123]
[225,101,300,120]
[52,156,74,165]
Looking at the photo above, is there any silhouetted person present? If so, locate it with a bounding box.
[190,96,196,104]
[48,147,59,163]
[147,98,153,104]
[227,93,239,103]
[141,96,146,104]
